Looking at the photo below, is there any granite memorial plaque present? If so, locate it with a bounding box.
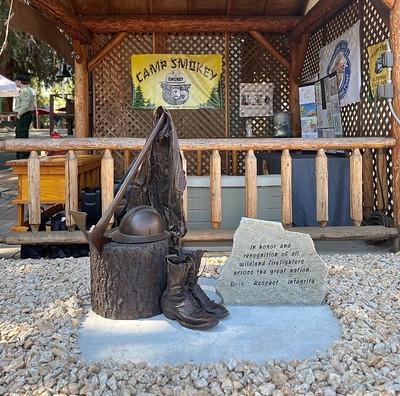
[216,218,327,305]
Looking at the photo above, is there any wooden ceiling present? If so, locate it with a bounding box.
[62,0,307,17]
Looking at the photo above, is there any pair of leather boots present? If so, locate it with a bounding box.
[161,250,229,330]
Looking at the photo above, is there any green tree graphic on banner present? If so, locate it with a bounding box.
[200,77,222,108]
[133,85,145,107]
[133,85,156,108]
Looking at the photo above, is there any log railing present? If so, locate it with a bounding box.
[0,137,396,235]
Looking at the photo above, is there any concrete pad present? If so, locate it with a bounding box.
[79,279,341,366]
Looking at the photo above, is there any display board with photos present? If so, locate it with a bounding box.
[299,72,343,139]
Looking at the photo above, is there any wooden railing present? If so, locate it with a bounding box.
[0,137,396,236]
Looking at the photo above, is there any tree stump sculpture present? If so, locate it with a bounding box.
[90,239,169,320]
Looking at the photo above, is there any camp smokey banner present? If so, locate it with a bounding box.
[319,21,361,107]
[131,54,222,109]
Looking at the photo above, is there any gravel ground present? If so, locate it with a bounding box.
[1,253,400,395]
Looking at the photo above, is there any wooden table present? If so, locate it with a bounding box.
[6,154,101,231]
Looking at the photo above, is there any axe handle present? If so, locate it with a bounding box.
[89,112,166,248]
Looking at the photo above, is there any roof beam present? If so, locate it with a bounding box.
[288,0,350,41]
[88,32,128,71]
[380,0,394,9]
[11,0,73,64]
[249,31,290,69]
[27,0,92,44]
[81,15,301,33]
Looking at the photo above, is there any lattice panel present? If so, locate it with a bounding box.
[360,0,390,132]
[301,0,393,217]
[92,33,153,139]
[91,32,289,176]
[229,33,289,139]
[301,29,324,83]
[301,2,361,135]
[228,33,290,174]
[91,34,153,176]
[361,0,392,216]
[165,33,226,175]
[325,1,360,43]
[326,0,361,137]
[91,32,228,176]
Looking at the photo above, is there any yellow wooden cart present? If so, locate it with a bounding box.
[6,154,101,231]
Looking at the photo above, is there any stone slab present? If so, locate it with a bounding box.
[78,279,341,367]
[216,218,327,305]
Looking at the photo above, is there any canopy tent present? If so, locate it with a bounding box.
[0,75,18,98]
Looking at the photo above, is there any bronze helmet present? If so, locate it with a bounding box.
[111,205,169,244]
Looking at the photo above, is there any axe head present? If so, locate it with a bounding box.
[70,210,111,253]
[70,210,89,241]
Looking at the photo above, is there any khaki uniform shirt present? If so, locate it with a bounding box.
[14,86,35,116]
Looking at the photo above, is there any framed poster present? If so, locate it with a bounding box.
[239,83,274,117]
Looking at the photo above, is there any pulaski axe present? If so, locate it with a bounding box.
[71,109,167,253]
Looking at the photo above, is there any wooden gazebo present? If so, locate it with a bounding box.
[1,0,400,249]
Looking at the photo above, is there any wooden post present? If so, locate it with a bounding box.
[281,149,292,227]
[74,41,89,138]
[181,151,188,221]
[65,150,79,230]
[101,149,114,229]
[28,151,41,232]
[123,150,131,173]
[196,150,202,176]
[232,150,238,176]
[224,32,230,138]
[245,150,257,218]
[289,34,310,138]
[376,148,388,211]
[289,67,301,137]
[391,1,400,247]
[225,32,231,174]
[49,94,55,133]
[316,149,328,227]
[362,149,374,218]
[210,150,222,229]
[350,149,363,227]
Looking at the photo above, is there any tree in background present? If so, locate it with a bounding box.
[0,0,68,110]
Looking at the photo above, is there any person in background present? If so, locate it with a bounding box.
[14,74,34,159]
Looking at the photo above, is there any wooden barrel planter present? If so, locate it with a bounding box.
[90,239,169,320]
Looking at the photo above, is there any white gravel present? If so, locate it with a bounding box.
[1,253,400,395]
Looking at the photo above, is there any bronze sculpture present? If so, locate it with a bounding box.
[74,107,228,329]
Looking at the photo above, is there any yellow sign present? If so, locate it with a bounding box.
[131,54,222,109]
[367,40,388,99]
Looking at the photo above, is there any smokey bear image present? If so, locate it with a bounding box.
[161,71,191,105]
